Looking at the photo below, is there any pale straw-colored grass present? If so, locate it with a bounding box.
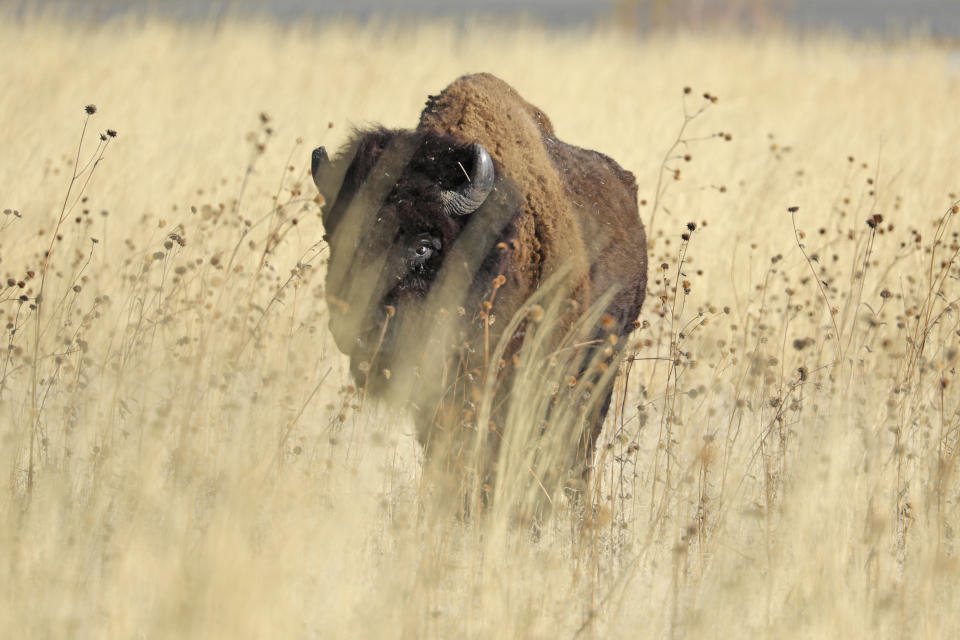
[1,15,958,638]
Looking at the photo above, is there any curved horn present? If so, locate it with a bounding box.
[440,143,495,217]
[311,146,329,189]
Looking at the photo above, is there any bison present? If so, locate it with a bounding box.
[311,73,647,505]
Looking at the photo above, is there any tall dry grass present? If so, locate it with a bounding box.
[1,15,959,638]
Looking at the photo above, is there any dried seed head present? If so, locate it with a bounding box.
[85,104,97,115]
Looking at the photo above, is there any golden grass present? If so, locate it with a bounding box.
[2,15,960,638]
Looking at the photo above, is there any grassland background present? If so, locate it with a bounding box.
[1,15,959,639]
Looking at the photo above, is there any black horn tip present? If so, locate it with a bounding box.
[311,146,329,185]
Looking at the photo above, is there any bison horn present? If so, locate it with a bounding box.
[311,146,329,189]
[440,143,495,217]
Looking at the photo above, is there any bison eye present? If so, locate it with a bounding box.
[410,236,440,264]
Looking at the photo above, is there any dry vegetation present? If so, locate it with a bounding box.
[1,15,960,638]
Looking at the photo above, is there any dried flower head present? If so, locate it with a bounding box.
[85,104,97,115]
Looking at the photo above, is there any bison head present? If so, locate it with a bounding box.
[311,129,516,395]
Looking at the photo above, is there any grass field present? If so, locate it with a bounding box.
[1,15,959,638]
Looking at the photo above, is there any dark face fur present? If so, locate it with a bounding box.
[312,129,513,390]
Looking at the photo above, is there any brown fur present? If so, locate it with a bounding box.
[314,73,647,490]
[418,73,646,340]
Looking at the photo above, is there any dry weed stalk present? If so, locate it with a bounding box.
[26,106,115,500]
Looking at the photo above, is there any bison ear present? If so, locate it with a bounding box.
[311,146,330,190]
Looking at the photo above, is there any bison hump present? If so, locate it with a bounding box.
[418,73,591,305]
